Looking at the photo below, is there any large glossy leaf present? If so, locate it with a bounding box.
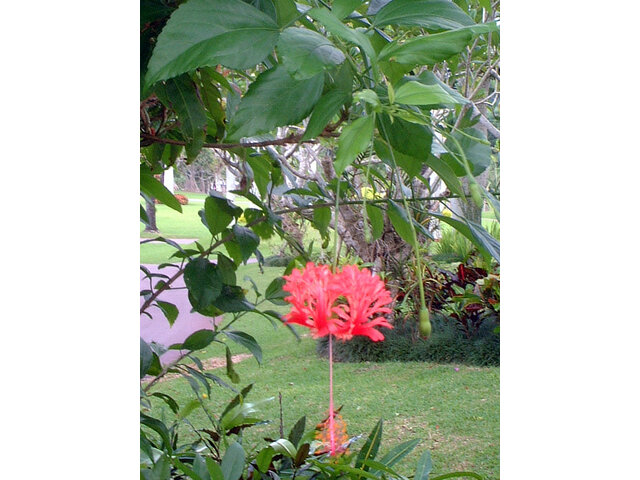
[184,258,223,311]
[273,0,299,27]
[278,27,345,79]
[226,66,324,140]
[301,89,351,141]
[140,164,182,213]
[333,0,364,19]
[415,451,433,480]
[374,137,423,178]
[155,301,179,326]
[213,285,255,312]
[155,74,207,160]
[334,115,375,176]
[379,24,497,66]
[374,0,474,31]
[366,203,385,241]
[145,0,280,85]
[182,329,216,351]
[203,192,242,236]
[232,224,260,263]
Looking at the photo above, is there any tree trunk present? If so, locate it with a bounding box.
[142,193,158,233]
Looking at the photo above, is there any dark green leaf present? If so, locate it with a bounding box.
[431,213,500,262]
[355,419,383,471]
[141,413,173,452]
[366,203,384,241]
[150,392,180,414]
[145,0,280,85]
[206,458,224,480]
[379,25,496,66]
[232,224,260,263]
[377,114,433,165]
[226,66,324,140]
[155,74,207,160]
[374,137,423,178]
[288,415,307,447]
[141,337,154,378]
[182,329,216,351]
[294,443,310,467]
[278,27,345,79]
[274,0,299,27]
[415,451,433,480]
[387,200,417,246]
[265,277,288,305]
[302,89,351,141]
[308,7,376,60]
[442,128,492,176]
[203,193,242,236]
[245,155,272,199]
[313,206,332,236]
[334,115,374,176]
[213,285,255,312]
[193,454,211,480]
[225,346,241,384]
[216,253,237,285]
[333,0,364,19]
[141,164,182,213]
[223,331,263,364]
[155,301,179,326]
[256,446,276,473]
[374,0,474,31]
[423,154,465,197]
[184,258,223,311]
[377,438,420,468]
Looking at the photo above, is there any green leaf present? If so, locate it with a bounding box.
[225,346,241,384]
[374,137,423,178]
[301,89,351,141]
[288,415,307,447]
[193,454,211,480]
[182,329,216,351]
[278,27,346,79]
[145,0,280,85]
[205,458,224,480]
[269,438,297,457]
[387,200,416,247]
[442,128,492,176]
[150,392,180,415]
[355,419,383,471]
[374,0,474,31]
[334,115,374,176]
[415,451,433,480]
[223,331,263,364]
[377,438,420,468]
[313,206,332,236]
[412,70,470,105]
[366,203,384,241]
[431,213,500,262]
[255,446,276,473]
[308,7,376,61]
[203,193,241,236]
[140,337,153,378]
[184,258,223,312]
[232,224,260,263]
[377,115,433,168]
[264,277,288,305]
[213,285,255,312]
[226,66,324,140]
[394,81,462,106]
[245,155,272,199]
[379,25,494,66]
[423,154,465,198]
[333,0,364,19]
[155,74,207,160]
[274,0,299,27]
[221,442,246,480]
[155,301,178,327]
[141,413,173,452]
[216,253,237,285]
[140,164,182,213]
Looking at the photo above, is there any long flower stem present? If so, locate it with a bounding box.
[328,334,336,456]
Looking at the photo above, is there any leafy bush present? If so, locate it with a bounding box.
[317,312,499,366]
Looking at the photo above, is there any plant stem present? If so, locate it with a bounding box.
[328,333,336,456]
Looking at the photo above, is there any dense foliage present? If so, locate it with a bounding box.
[141,0,500,478]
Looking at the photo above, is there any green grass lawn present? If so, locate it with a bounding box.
[145,264,499,479]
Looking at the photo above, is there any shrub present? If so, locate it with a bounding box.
[317,312,499,366]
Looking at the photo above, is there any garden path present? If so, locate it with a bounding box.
[140,263,220,365]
